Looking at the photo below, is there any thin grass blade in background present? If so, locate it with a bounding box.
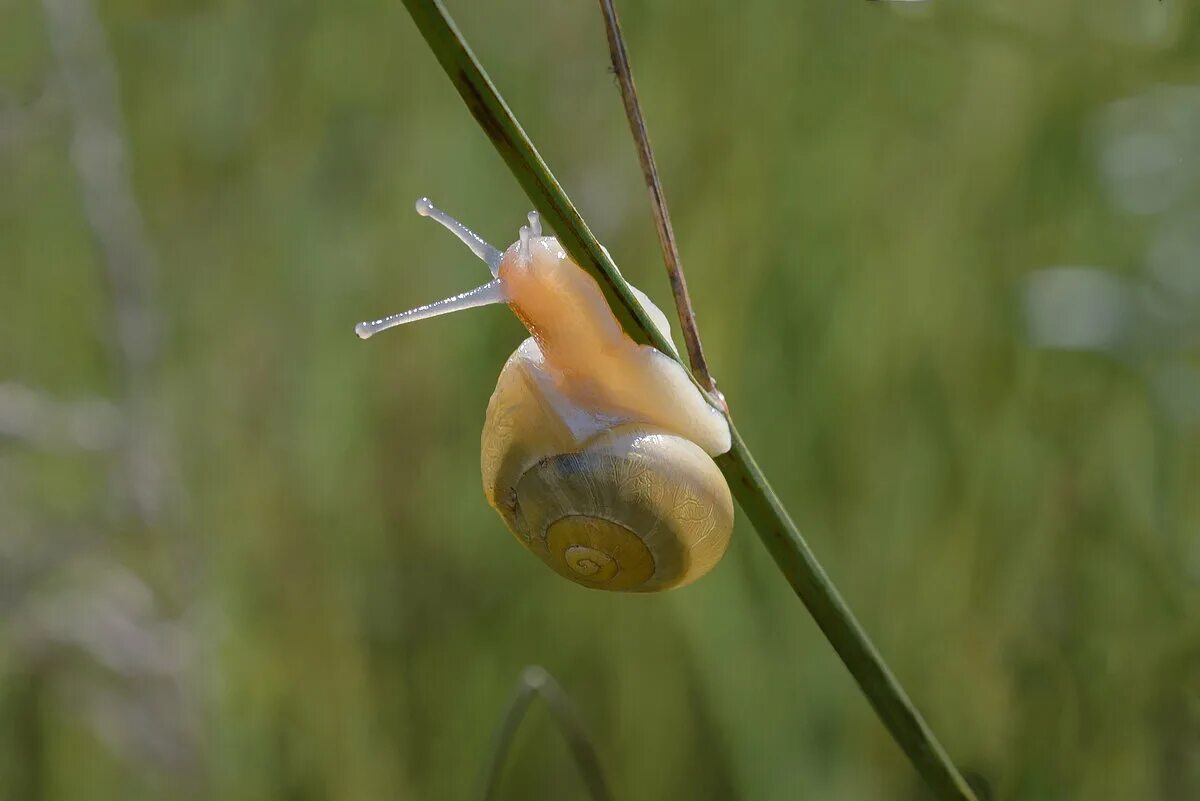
[481,667,611,801]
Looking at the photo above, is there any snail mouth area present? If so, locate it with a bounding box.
[543,515,655,591]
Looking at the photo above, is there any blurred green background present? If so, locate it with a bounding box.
[2,0,1198,799]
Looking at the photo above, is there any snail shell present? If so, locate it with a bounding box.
[482,340,733,592]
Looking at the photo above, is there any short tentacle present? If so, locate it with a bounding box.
[518,224,531,264]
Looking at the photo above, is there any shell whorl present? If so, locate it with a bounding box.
[492,424,733,592]
[544,516,654,590]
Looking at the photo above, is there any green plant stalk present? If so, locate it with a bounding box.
[400,2,979,799]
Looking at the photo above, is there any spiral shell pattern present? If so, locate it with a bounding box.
[545,516,654,590]
[497,424,733,592]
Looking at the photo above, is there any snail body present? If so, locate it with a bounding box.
[356,199,732,591]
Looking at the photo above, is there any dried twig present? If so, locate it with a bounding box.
[596,0,720,401]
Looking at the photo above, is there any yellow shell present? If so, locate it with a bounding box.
[482,344,734,592]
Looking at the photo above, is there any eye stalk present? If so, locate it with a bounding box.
[415,197,502,276]
[354,279,506,339]
[354,197,514,339]
[518,224,531,264]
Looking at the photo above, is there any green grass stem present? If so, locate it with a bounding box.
[400,2,979,799]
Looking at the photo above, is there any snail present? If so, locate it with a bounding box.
[355,198,733,591]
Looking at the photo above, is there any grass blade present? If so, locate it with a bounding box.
[481,666,611,801]
[399,2,979,799]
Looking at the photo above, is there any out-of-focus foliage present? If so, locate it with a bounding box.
[1,0,1197,799]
